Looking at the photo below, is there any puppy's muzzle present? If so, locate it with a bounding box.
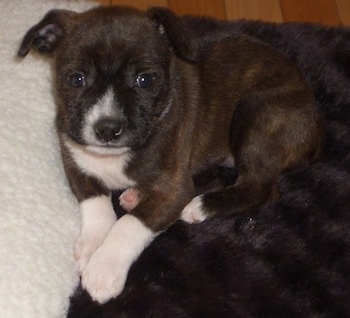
[94,118,124,143]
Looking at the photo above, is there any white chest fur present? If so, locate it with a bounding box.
[64,138,136,190]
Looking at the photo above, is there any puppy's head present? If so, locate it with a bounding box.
[18,6,195,155]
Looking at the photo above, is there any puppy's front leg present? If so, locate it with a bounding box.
[81,214,154,303]
[61,145,116,273]
[75,195,117,272]
[82,180,193,303]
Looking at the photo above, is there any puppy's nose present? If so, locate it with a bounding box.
[94,118,123,143]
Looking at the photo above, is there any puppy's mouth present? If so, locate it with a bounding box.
[85,144,130,156]
[64,134,130,156]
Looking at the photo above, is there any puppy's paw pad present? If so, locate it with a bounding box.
[181,195,207,224]
[119,188,140,212]
[82,252,127,304]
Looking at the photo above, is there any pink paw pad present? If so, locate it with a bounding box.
[118,188,140,212]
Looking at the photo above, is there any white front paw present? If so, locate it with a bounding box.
[75,235,107,273]
[81,214,155,303]
[180,195,207,224]
[75,196,117,272]
[81,247,127,304]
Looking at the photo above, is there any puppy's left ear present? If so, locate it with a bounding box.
[18,9,77,57]
[148,7,200,63]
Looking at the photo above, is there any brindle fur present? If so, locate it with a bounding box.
[18,6,324,233]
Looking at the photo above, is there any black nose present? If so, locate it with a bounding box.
[94,118,123,143]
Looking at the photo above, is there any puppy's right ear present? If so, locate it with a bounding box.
[18,9,76,57]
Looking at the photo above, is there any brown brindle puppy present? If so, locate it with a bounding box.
[18,6,324,303]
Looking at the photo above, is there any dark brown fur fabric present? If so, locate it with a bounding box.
[68,18,350,318]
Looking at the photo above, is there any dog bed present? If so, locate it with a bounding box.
[0,1,95,317]
[1,0,349,317]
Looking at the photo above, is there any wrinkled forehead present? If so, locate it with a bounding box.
[59,11,166,69]
[73,9,159,49]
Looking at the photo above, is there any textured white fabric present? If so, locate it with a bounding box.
[0,1,96,317]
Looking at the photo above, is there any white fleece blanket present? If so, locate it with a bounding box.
[0,1,96,317]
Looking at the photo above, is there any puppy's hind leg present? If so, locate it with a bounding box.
[181,178,276,223]
[182,92,322,223]
[119,188,141,212]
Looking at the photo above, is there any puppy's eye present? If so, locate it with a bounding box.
[69,73,86,87]
[135,74,154,88]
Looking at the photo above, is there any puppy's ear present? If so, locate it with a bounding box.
[18,9,76,57]
[148,7,200,63]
